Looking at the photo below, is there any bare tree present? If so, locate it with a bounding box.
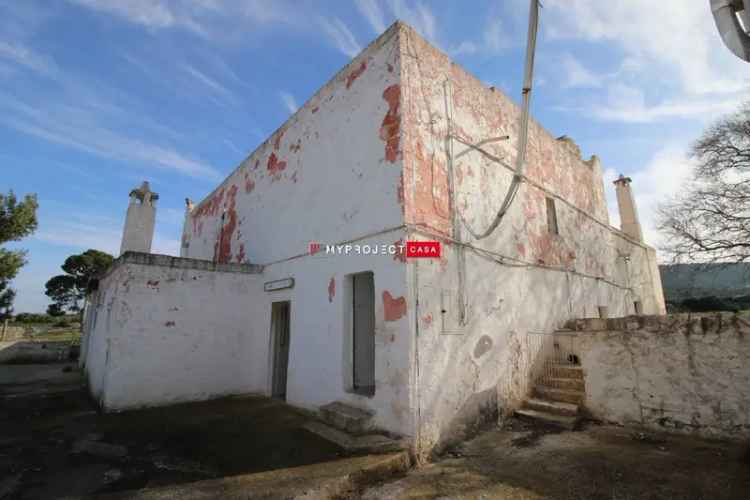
[658,104,750,263]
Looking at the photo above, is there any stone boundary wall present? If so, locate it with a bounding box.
[569,313,750,440]
[0,325,27,342]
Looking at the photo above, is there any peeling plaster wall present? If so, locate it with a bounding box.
[173,23,414,437]
[182,24,404,267]
[396,23,667,455]
[572,314,750,439]
[83,257,265,410]
[261,229,413,436]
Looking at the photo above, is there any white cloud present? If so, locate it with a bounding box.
[543,0,749,96]
[560,53,602,88]
[356,0,387,34]
[319,17,362,58]
[279,91,298,114]
[604,143,694,250]
[590,83,745,123]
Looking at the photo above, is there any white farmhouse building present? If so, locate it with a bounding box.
[81,22,665,458]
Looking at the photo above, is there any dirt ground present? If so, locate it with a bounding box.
[2,358,749,499]
[362,418,750,500]
[0,362,345,499]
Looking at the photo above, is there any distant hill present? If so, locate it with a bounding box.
[659,263,750,312]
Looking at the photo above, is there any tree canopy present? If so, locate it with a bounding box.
[658,104,750,263]
[0,191,38,319]
[45,249,113,315]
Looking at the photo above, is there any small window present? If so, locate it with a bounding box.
[546,197,559,235]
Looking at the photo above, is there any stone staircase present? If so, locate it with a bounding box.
[303,401,406,454]
[515,337,585,430]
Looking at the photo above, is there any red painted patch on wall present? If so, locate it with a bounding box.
[267,152,287,179]
[397,173,404,206]
[393,239,406,263]
[328,277,336,303]
[383,291,407,321]
[191,188,225,236]
[380,84,401,163]
[273,128,285,151]
[422,314,433,326]
[214,184,238,264]
[236,243,246,263]
[346,61,367,89]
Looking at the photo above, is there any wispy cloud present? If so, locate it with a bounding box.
[319,17,362,58]
[68,0,303,42]
[449,18,510,56]
[181,63,237,104]
[387,0,436,42]
[0,92,222,181]
[35,209,180,256]
[279,91,297,114]
[560,53,603,88]
[68,0,209,37]
[0,40,56,76]
[587,84,745,123]
[356,0,387,34]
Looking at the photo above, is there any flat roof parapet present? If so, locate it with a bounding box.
[102,252,263,280]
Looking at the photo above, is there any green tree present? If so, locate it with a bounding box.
[45,249,113,315]
[0,190,38,318]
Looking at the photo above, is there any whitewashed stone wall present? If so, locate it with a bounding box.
[572,314,750,439]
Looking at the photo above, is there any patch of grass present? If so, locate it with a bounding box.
[32,330,81,345]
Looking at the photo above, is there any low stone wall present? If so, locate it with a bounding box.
[568,313,750,440]
[0,325,28,341]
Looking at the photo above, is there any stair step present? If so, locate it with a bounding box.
[548,364,584,380]
[543,377,585,391]
[319,401,374,434]
[534,385,584,405]
[524,397,579,416]
[515,409,579,430]
[303,421,405,454]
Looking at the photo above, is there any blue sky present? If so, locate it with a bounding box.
[1,0,748,312]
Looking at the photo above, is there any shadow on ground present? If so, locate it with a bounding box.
[0,362,348,499]
[363,418,750,500]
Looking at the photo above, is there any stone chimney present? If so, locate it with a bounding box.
[180,197,194,258]
[613,174,643,242]
[120,181,158,255]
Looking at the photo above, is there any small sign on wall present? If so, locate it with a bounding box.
[264,278,295,292]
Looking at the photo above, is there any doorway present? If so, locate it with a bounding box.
[271,301,291,400]
[352,272,375,396]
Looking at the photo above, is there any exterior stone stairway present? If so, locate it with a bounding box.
[303,401,406,453]
[515,349,585,430]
